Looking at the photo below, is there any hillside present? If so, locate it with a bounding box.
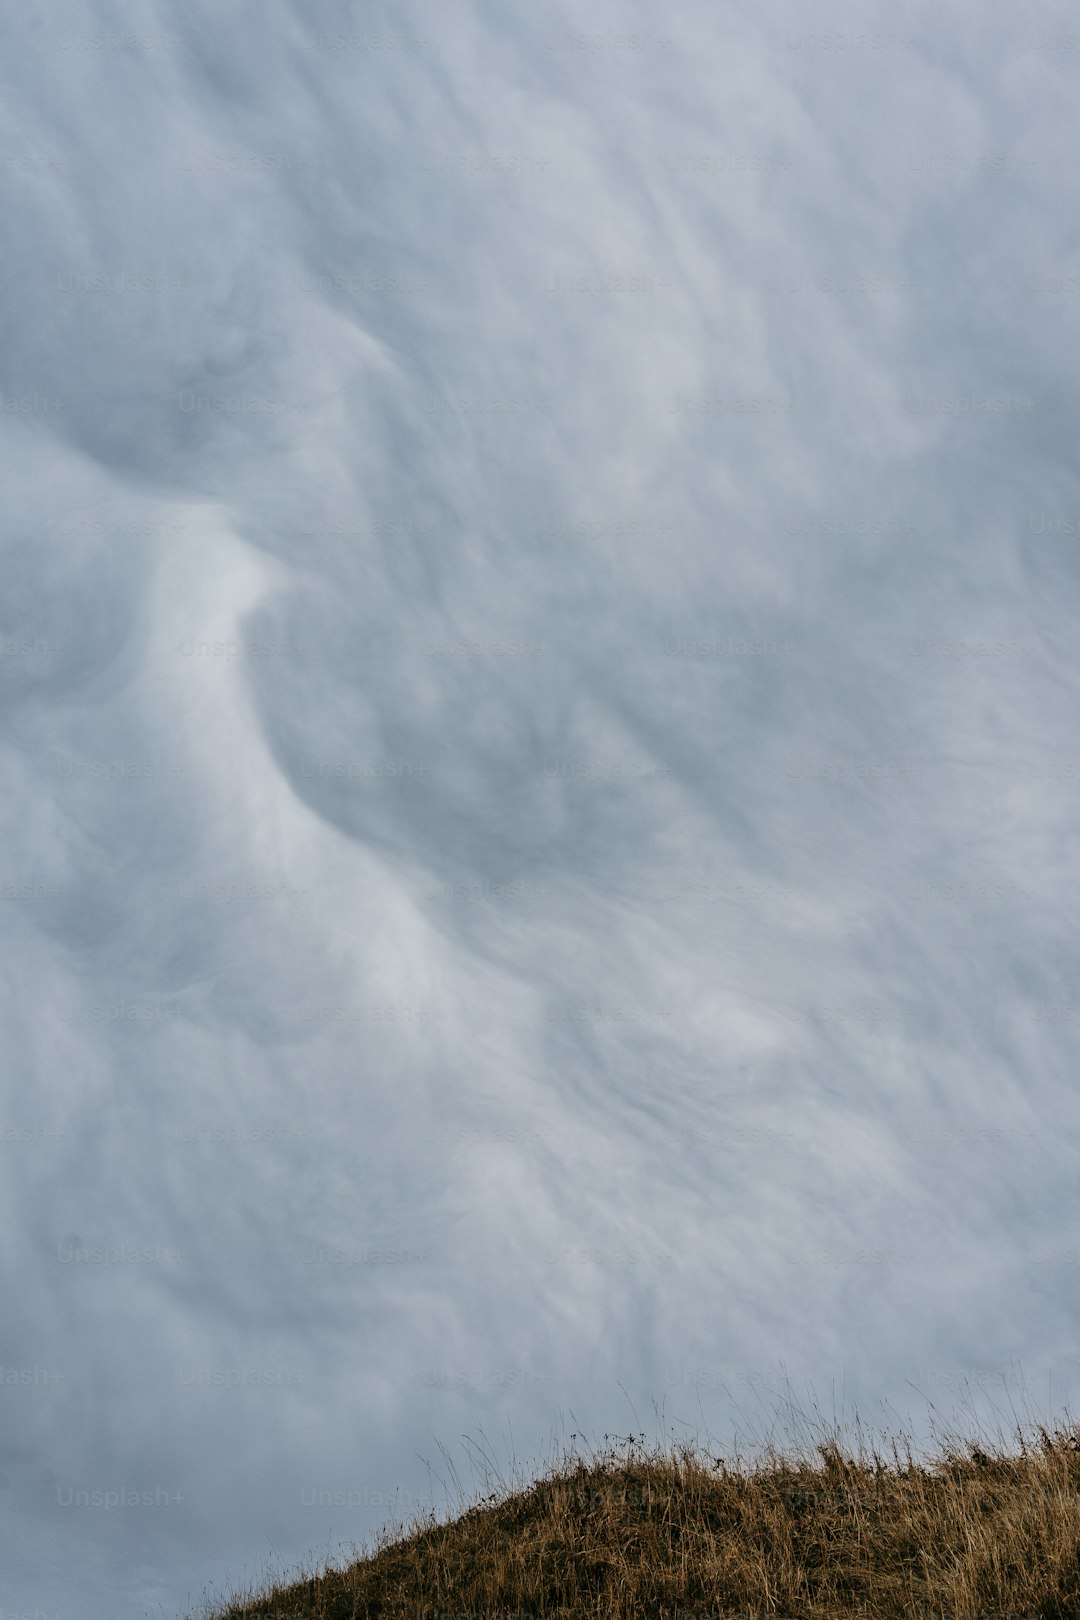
[187,1416,1080,1620]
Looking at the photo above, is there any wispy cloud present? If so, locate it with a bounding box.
[2,1,1079,1615]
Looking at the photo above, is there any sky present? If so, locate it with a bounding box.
[2,2,1080,1616]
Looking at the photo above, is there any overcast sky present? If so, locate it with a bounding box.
[3,2,1080,1617]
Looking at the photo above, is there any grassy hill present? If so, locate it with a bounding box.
[186,1408,1080,1620]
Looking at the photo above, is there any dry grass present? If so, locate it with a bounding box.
[185,1397,1080,1620]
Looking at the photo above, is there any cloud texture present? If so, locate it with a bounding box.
[2,1,1080,1615]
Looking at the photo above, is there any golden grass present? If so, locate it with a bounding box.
[186,1398,1080,1620]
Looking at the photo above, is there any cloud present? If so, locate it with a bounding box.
[2,1,1079,1615]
